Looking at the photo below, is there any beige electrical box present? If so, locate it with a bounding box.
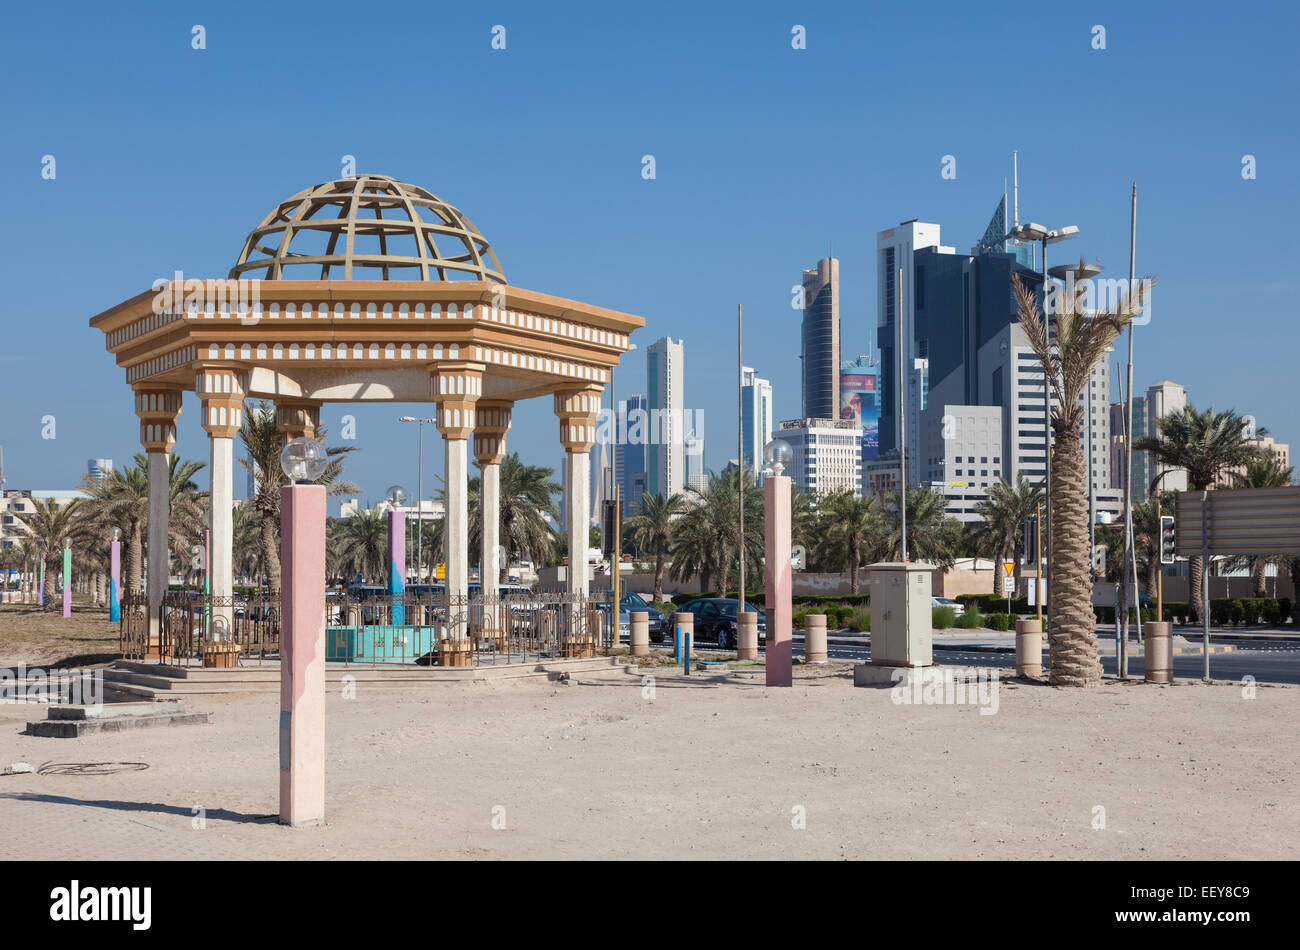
[868,563,933,666]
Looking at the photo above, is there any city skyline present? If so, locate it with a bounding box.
[2,3,1296,506]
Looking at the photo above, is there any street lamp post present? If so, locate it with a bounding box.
[1009,222,1079,624]
[399,416,437,583]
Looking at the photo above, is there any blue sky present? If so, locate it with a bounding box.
[1,0,1295,509]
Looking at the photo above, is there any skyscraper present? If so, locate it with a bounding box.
[839,355,880,463]
[86,458,113,481]
[617,393,648,515]
[740,366,773,477]
[800,257,840,420]
[877,221,949,457]
[647,336,685,500]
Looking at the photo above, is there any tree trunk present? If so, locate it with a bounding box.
[653,547,666,603]
[1251,559,1267,597]
[127,520,143,598]
[849,537,860,595]
[1190,554,1205,618]
[260,513,281,590]
[1048,428,1102,686]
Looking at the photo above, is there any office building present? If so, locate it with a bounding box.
[778,417,861,497]
[647,337,685,500]
[685,433,707,493]
[86,458,113,481]
[800,257,840,420]
[616,393,648,515]
[923,405,1003,522]
[741,366,773,477]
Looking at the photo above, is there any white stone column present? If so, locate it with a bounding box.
[566,449,590,597]
[135,387,183,646]
[474,401,512,591]
[197,368,245,638]
[555,387,603,600]
[432,363,483,645]
[146,450,170,640]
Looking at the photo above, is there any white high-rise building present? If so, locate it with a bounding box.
[778,418,862,497]
[647,337,685,500]
[87,458,114,481]
[741,366,773,477]
[877,221,952,459]
[1145,381,1188,495]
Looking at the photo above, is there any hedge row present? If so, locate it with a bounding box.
[1093,597,1297,626]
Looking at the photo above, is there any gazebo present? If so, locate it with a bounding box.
[90,174,643,654]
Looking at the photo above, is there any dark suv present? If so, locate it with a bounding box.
[670,598,766,650]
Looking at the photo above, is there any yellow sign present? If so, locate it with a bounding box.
[435,563,446,580]
[1002,561,1015,577]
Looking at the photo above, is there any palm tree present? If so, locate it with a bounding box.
[669,468,763,596]
[1134,404,1268,610]
[1015,266,1144,686]
[970,474,1044,594]
[876,485,961,570]
[626,491,687,602]
[238,400,358,590]
[813,491,878,594]
[13,497,90,602]
[332,510,388,583]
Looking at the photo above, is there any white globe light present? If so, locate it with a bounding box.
[763,439,792,475]
[385,485,408,508]
[280,437,328,484]
[111,526,121,542]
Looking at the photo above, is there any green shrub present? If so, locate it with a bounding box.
[1162,601,1188,624]
[956,607,983,629]
[1095,605,1115,625]
[1278,598,1292,622]
[932,606,956,629]
[1228,599,1246,626]
[850,607,871,632]
[792,607,809,630]
[1261,599,1283,625]
[1210,599,1230,626]
[986,612,1011,632]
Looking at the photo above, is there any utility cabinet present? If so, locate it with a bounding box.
[868,563,933,667]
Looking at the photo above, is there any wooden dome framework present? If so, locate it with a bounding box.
[230,175,506,283]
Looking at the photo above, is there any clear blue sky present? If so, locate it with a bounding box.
[2,0,1295,508]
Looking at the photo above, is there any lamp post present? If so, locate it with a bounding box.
[398,416,436,583]
[384,485,408,626]
[109,527,121,623]
[1009,222,1079,623]
[763,439,793,687]
[61,536,72,618]
[279,436,328,827]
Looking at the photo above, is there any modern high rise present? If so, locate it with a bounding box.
[685,433,707,493]
[86,458,113,481]
[740,366,773,477]
[800,257,840,420]
[616,393,648,515]
[877,221,950,456]
[1144,381,1188,495]
[778,417,862,497]
[647,336,685,500]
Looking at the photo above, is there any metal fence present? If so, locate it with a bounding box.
[118,588,617,669]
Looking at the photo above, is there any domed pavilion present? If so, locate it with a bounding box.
[90,174,643,645]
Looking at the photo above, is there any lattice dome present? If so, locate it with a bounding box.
[229,175,505,282]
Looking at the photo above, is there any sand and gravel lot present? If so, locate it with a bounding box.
[0,660,1295,860]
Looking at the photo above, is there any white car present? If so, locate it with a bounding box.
[931,596,965,616]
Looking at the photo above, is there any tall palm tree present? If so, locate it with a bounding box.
[1134,404,1268,610]
[669,468,763,596]
[14,497,89,601]
[626,491,687,602]
[811,491,878,594]
[970,474,1044,594]
[1015,267,1144,686]
[238,400,358,590]
[876,485,961,570]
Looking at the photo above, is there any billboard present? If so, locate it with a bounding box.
[840,371,879,462]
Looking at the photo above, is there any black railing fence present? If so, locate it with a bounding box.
[119,588,618,668]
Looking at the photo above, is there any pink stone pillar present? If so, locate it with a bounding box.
[279,484,326,827]
[764,474,793,687]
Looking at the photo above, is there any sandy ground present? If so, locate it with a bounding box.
[0,662,1296,860]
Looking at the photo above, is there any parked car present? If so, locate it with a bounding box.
[932,596,965,616]
[670,598,767,649]
[614,591,668,642]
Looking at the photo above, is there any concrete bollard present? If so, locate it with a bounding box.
[1015,618,1042,677]
[737,611,759,660]
[804,613,828,664]
[630,610,650,656]
[674,612,694,664]
[1144,621,1172,684]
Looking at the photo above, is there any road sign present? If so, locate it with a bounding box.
[1003,575,1015,595]
[1174,487,1300,556]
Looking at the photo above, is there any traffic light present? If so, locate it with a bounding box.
[1160,515,1176,564]
[1022,515,1038,563]
[601,500,618,557]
